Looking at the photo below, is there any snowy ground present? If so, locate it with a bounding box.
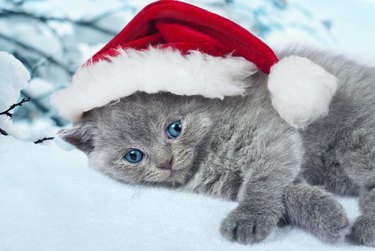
[0,136,372,251]
[1,0,375,251]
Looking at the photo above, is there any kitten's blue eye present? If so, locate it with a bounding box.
[166,120,182,139]
[124,149,143,163]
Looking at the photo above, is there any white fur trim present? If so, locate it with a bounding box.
[268,56,337,129]
[52,47,256,121]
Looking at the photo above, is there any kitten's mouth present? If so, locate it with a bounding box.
[164,166,188,181]
[168,168,184,177]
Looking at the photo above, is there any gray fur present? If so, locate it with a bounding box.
[279,47,375,246]
[283,182,348,242]
[60,47,375,246]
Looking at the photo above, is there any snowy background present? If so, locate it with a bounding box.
[1,0,375,250]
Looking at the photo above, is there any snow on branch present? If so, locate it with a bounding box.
[0,33,74,75]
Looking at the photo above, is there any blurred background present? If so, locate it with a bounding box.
[0,0,375,142]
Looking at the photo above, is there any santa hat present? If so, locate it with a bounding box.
[52,0,337,129]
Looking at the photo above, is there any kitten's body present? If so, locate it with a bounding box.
[181,84,301,200]
[285,48,375,196]
[291,49,375,245]
[61,47,375,246]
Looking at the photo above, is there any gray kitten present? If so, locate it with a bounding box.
[60,47,375,246]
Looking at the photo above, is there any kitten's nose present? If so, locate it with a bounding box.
[158,157,174,170]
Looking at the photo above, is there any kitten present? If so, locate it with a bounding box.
[60,47,375,246]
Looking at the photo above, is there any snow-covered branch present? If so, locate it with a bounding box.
[0,34,74,75]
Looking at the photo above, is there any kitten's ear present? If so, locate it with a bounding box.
[58,123,95,154]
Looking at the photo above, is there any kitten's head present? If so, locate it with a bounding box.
[59,92,213,186]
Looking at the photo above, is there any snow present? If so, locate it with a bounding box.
[0,136,371,251]
[0,52,30,111]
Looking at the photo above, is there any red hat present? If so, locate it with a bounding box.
[52,0,337,128]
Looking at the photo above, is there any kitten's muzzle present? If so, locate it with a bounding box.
[157,157,174,171]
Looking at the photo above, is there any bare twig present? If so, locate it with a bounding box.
[34,137,54,144]
[20,91,68,127]
[0,128,8,136]
[0,98,31,118]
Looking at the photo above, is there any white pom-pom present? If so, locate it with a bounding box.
[267,56,337,129]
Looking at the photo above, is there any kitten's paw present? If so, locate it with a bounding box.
[220,206,278,244]
[313,195,349,242]
[346,214,375,247]
[284,184,348,243]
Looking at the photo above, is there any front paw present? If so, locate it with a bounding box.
[346,214,375,247]
[311,193,349,243]
[220,206,278,244]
